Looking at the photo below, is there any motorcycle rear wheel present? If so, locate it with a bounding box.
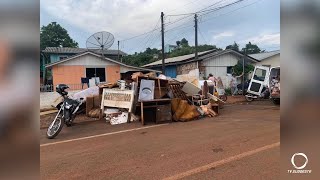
[47,112,64,139]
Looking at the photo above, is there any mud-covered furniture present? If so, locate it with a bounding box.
[138,98,172,125]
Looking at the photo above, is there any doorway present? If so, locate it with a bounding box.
[86,68,106,82]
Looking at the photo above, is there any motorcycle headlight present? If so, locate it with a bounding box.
[65,102,72,109]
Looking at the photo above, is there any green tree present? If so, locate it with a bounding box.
[176,41,181,47]
[122,38,221,67]
[180,38,189,47]
[40,22,78,50]
[225,42,239,51]
[241,42,261,54]
[232,61,254,77]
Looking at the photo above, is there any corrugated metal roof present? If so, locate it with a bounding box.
[143,49,258,67]
[142,50,215,67]
[197,49,258,62]
[45,51,160,73]
[42,47,127,55]
[249,50,280,61]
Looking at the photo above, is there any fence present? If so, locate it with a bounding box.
[40,84,54,92]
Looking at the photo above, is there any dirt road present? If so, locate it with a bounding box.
[40,102,280,179]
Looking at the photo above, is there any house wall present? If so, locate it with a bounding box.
[52,65,85,90]
[202,54,240,88]
[177,62,198,75]
[52,64,121,90]
[254,54,280,68]
[50,53,75,63]
[61,54,115,66]
[106,65,121,83]
[50,53,154,89]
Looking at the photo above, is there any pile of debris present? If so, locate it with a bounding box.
[51,71,224,126]
[98,72,223,125]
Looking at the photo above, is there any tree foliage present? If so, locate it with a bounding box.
[123,38,220,66]
[40,22,78,50]
[180,38,189,47]
[232,61,255,78]
[225,42,239,51]
[241,42,261,54]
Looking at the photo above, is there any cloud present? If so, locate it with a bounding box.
[212,31,235,40]
[241,32,280,46]
[40,0,218,40]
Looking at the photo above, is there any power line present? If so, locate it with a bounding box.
[198,26,208,44]
[166,25,194,44]
[200,0,263,23]
[198,0,245,16]
[137,18,161,52]
[163,0,238,31]
[120,18,161,42]
[166,0,226,16]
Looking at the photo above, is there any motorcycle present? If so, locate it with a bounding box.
[237,79,251,95]
[47,84,84,139]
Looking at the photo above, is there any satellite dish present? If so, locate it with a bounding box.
[86,31,114,57]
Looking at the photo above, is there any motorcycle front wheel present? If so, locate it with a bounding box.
[245,94,254,102]
[47,112,64,139]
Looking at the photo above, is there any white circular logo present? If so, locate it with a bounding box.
[291,153,308,169]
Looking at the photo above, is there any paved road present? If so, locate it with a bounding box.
[40,102,280,179]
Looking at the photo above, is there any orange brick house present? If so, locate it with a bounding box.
[45,51,159,90]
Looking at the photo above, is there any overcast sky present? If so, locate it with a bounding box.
[40,0,280,54]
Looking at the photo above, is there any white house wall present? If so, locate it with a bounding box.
[254,54,280,68]
[61,54,117,66]
[202,53,240,88]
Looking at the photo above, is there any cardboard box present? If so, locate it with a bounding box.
[86,96,94,116]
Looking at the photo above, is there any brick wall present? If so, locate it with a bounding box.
[177,62,198,75]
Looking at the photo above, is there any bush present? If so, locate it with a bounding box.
[225,88,232,96]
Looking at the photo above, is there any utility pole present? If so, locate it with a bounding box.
[194,13,198,62]
[242,49,245,95]
[161,12,165,74]
[117,40,121,62]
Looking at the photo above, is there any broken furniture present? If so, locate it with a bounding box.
[86,95,102,118]
[100,89,135,123]
[138,98,172,125]
[167,81,188,100]
[192,94,209,106]
[134,76,171,125]
[81,77,89,89]
[138,79,155,101]
[136,76,168,99]
[171,98,201,122]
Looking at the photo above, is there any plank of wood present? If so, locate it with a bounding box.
[40,110,58,116]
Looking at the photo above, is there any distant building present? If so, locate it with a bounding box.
[45,51,159,90]
[41,47,127,84]
[164,44,177,53]
[143,49,258,87]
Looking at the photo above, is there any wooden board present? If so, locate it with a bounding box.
[101,89,135,112]
[168,83,188,100]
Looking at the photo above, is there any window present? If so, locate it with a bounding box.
[86,68,106,82]
[227,66,233,74]
[253,68,267,81]
[59,56,68,60]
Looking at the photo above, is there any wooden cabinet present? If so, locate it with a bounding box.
[156,104,172,123]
